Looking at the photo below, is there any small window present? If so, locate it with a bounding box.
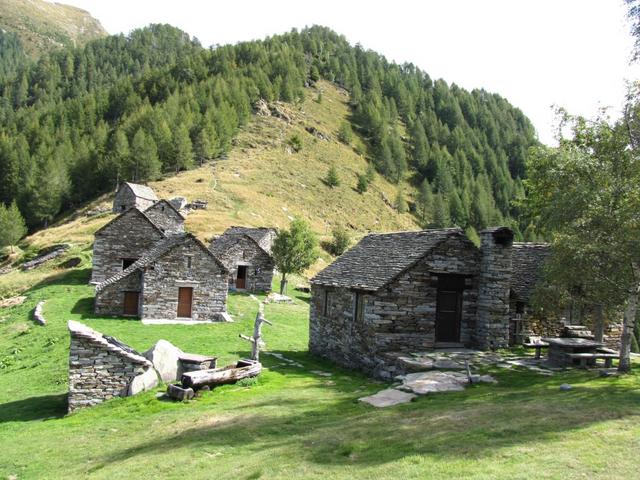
[323,290,331,316]
[186,256,193,269]
[354,292,364,322]
[122,258,137,270]
[516,301,525,314]
[120,205,126,211]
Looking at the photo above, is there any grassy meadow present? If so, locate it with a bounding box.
[0,265,639,479]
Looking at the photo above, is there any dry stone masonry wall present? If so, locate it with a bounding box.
[67,320,157,412]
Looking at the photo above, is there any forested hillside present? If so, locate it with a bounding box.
[0,24,537,237]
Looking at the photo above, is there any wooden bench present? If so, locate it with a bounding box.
[523,336,549,359]
[566,352,619,368]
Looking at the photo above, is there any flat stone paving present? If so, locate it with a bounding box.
[360,349,558,407]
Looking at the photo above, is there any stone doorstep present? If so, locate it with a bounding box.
[141,319,217,325]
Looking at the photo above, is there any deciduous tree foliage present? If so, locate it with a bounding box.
[272,218,319,294]
[0,24,536,231]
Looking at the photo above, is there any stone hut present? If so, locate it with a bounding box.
[68,320,158,412]
[309,227,521,378]
[209,227,276,292]
[91,208,166,284]
[112,182,159,213]
[95,233,229,322]
[143,199,185,234]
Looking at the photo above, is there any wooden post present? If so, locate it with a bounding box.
[239,303,272,361]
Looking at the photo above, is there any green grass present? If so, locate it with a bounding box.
[0,268,639,479]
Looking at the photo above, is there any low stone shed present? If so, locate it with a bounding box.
[309,227,546,378]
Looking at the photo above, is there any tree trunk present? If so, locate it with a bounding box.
[593,304,604,343]
[619,263,640,373]
[279,272,287,295]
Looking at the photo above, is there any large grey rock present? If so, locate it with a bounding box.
[397,356,434,371]
[143,340,184,383]
[359,388,416,407]
[128,368,159,396]
[399,371,468,395]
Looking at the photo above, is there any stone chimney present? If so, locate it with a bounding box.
[476,226,514,349]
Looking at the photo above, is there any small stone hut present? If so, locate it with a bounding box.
[209,227,276,292]
[143,199,185,235]
[68,320,158,412]
[95,233,229,322]
[112,182,159,213]
[309,227,542,378]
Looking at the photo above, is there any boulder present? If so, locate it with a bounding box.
[359,388,416,407]
[399,371,467,395]
[143,339,184,383]
[59,257,81,269]
[128,367,159,396]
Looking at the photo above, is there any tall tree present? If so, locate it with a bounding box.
[0,201,27,253]
[272,218,318,294]
[525,109,640,373]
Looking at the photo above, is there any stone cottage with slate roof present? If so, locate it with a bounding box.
[309,226,549,378]
[112,182,159,213]
[209,227,277,292]
[143,199,185,235]
[95,233,229,322]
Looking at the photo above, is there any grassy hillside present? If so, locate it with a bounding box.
[0,268,639,479]
[0,81,418,297]
[0,0,106,56]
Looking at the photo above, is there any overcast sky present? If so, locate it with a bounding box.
[60,0,640,145]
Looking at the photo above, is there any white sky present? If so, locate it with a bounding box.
[59,0,640,145]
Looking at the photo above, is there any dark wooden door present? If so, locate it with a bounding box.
[236,265,247,289]
[123,291,139,316]
[436,290,461,342]
[177,287,193,318]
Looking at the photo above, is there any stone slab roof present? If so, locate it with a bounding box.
[96,233,228,292]
[312,228,466,292]
[94,206,165,237]
[209,226,274,258]
[68,320,151,366]
[123,182,158,201]
[510,242,551,301]
[144,199,185,221]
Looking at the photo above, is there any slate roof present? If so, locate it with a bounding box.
[96,233,228,292]
[510,242,551,301]
[123,182,158,201]
[94,206,165,236]
[144,199,186,221]
[311,228,467,292]
[209,226,276,257]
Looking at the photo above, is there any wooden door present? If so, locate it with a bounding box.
[123,291,139,316]
[177,287,193,318]
[236,265,247,289]
[435,275,464,343]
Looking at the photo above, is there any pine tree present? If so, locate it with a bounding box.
[337,121,353,144]
[172,125,194,173]
[130,128,161,182]
[356,174,368,193]
[416,179,433,226]
[395,188,408,213]
[324,165,340,188]
[432,193,451,228]
[0,201,27,252]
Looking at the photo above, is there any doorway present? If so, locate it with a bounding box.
[123,291,139,316]
[435,275,464,343]
[236,265,248,289]
[177,287,193,318]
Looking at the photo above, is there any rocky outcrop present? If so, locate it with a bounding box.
[143,339,184,383]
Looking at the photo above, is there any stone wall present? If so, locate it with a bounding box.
[213,236,274,292]
[91,210,164,284]
[94,270,142,316]
[309,234,480,379]
[113,187,155,213]
[141,240,228,321]
[68,320,157,412]
[476,228,513,349]
[144,201,184,234]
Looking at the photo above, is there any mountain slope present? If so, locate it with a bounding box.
[0,0,106,56]
[0,80,417,296]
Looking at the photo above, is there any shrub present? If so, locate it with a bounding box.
[337,121,353,144]
[356,174,368,193]
[328,226,351,256]
[287,134,303,152]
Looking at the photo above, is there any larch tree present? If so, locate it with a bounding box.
[0,201,27,252]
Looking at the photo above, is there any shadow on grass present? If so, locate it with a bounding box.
[0,393,67,423]
[96,367,640,469]
[27,268,92,294]
[70,296,96,317]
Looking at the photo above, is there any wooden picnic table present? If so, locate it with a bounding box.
[543,337,604,367]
